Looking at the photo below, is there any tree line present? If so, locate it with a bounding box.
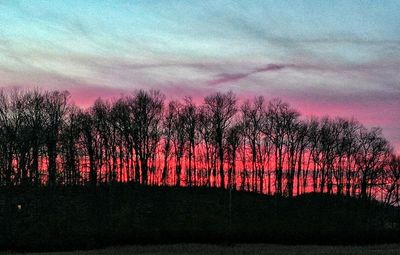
[0,89,398,205]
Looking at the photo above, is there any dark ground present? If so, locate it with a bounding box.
[0,184,399,251]
[3,244,400,255]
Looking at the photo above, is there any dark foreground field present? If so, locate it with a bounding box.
[4,244,400,255]
[0,184,399,251]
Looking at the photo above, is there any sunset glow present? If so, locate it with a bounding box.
[2,3,400,251]
[0,0,399,151]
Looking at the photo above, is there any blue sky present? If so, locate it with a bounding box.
[0,0,399,150]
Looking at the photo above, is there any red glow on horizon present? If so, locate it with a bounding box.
[66,86,400,152]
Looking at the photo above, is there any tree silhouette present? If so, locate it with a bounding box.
[0,88,397,204]
[204,92,237,189]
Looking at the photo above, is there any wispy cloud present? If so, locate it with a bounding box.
[0,0,399,150]
[208,64,287,86]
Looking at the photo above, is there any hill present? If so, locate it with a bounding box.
[0,184,399,251]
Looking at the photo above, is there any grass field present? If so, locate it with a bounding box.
[4,244,400,255]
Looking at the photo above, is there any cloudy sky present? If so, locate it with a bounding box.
[0,0,399,150]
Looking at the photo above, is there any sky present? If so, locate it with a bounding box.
[0,0,399,151]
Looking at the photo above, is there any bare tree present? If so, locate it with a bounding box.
[197,106,215,187]
[241,96,267,193]
[355,127,391,199]
[384,155,400,205]
[78,111,97,186]
[0,90,16,186]
[204,91,237,189]
[24,90,47,186]
[44,91,69,186]
[170,101,186,187]
[266,99,299,195]
[182,97,197,187]
[131,90,164,185]
[60,106,81,185]
[226,122,242,190]
[160,102,175,185]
